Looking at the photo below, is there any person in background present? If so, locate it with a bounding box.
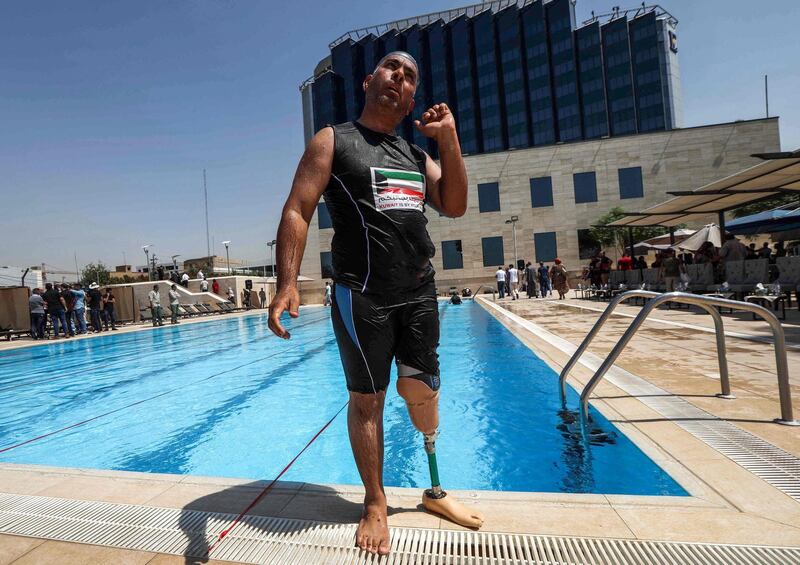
[680,251,694,265]
[617,254,633,271]
[549,259,570,300]
[757,241,772,260]
[212,279,220,295]
[226,286,235,303]
[148,284,164,327]
[87,282,103,332]
[157,265,165,281]
[537,262,551,297]
[524,262,538,298]
[168,284,181,324]
[507,263,519,300]
[43,282,69,339]
[197,269,205,281]
[598,252,612,285]
[494,266,506,299]
[200,277,209,292]
[242,288,251,309]
[323,281,332,306]
[181,272,190,288]
[659,249,685,292]
[61,284,76,336]
[746,243,758,260]
[259,287,267,308]
[774,241,787,258]
[693,242,716,264]
[651,251,663,269]
[102,287,117,330]
[635,256,647,270]
[718,233,749,264]
[28,288,46,340]
[70,283,87,334]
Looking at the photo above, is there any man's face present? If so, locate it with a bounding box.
[363,53,417,118]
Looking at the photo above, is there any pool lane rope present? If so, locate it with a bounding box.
[0,314,332,455]
[206,400,349,556]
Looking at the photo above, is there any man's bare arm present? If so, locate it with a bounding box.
[268,127,334,339]
[415,103,467,218]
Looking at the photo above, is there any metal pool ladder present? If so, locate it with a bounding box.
[558,290,799,426]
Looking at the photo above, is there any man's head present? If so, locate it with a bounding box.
[171,284,176,290]
[45,283,52,290]
[152,285,158,291]
[362,51,418,123]
[508,264,513,269]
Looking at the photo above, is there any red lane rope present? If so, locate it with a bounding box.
[206,400,349,555]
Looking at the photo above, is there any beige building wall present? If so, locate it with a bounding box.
[300,118,780,301]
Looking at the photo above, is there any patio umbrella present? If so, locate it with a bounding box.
[726,208,800,236]
[632,229,694,254]
[673,224,723,252]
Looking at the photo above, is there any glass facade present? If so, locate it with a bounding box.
[573,171,598,203]
[478,182,501,212]
[481,236,505,267]
[618,166,644,199]
[497,6,528,149]
[441,240,464,270]
[317,203,332,229]
[630,12,667,132]
[473,11,504,153]
[602,17,637,135]
[320,251,333,279]
[307,4,676,155]
[546,0,581,142]
[534,232,558,263]
[529,176,553,208]
[449,16,480,154]
[576,22,608,139]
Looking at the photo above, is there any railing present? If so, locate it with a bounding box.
[558,290,798,426]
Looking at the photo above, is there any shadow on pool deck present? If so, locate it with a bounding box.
[178,481,421,564]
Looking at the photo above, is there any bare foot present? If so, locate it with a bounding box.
[355,500,391,555]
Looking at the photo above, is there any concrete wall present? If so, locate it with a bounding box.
[298,117,781,301]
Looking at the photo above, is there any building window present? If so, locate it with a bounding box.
[441,240,463,270]
[573,171,598,203]
[320,251,333,279]
[481,236,504,267]
[578,229,601,259]
[534,232,557,262]
[618,166,644,199]
[530,176,554,208]
[317,202,332,229]
[478,182,501,213]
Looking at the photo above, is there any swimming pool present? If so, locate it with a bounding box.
[0,301,685,495]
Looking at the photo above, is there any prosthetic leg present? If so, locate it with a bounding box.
[396,371,485,529]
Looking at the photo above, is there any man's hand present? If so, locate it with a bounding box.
[268,286,300,339]
[414,103,456,140]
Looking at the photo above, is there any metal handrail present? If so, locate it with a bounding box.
[558,290,798,426]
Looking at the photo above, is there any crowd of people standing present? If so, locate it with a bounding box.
[28,282,117,340]
[494,259,570,301]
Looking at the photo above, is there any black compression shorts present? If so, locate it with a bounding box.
[331,282,440,394]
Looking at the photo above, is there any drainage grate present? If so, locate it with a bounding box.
[481,298,800,504]
[1,493,799,564]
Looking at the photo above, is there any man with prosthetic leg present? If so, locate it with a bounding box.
[269,51,484,556]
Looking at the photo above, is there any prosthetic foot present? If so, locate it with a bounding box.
[397,376,485,530]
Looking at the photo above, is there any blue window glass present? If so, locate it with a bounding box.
[521,1,556,146]
[317,202,332,229]
[602,17,637,136]
[534,232,558,263]
[311,71,344,133]
[482,236,505,267]
[441,240,464,270]
[576,22,608,139]
[546,0,582,142]
[629,12,666,132]
[478,182,501,212]
[331,39,362,122]
[473,11,505,153]
[402,25,432,151]
[497,6,529,149]
[573,171,597,203]
[530,176,553,208]
[320,251,333,279]
[618,166,644,199]
[449,16,480,154]
[426,21,453,159]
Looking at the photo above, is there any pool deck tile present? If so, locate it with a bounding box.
[0,535,45,565]
[9,539,155,565]
[33,475,175,506]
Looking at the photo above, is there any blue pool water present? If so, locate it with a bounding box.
[0,301,686,495]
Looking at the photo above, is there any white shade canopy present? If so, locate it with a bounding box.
[673,224,723,252]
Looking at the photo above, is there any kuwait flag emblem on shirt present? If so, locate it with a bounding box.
[370,167,426,212]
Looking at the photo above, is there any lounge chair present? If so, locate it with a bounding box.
[642,268,663,291]
[723,260,747,297]
[625,270,642,287]
[728,259,769,295]
[775,257,800,308]
[686,263,715,292]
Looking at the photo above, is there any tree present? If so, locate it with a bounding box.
[81,262,111,286]
[732,193,799,218]
[588,207,672,256]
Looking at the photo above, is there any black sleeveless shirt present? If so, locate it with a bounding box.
[323,121,436,294]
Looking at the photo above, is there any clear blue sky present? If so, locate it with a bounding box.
[2,0,798,273]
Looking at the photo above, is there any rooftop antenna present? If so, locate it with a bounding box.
[765,74,769,118]
[203,169,211,259]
